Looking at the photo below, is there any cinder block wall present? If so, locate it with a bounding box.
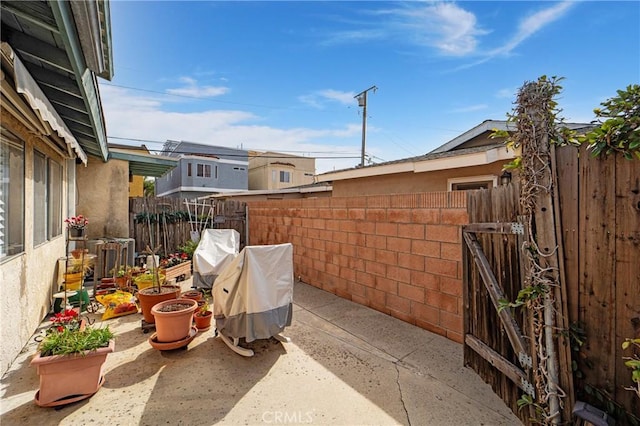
[247,192,469,343]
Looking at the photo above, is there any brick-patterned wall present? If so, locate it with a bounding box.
[247,192,469,343]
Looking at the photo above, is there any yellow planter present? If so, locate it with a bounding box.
[64,272,83,291]
[134,274,165,290]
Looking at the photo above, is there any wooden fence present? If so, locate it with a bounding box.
[556,144,639,421]
[463,145,639,424]
[129,197,247,258]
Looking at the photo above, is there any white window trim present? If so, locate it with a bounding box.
[447,174,498,191]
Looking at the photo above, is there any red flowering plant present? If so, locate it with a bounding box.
[35,308,114,356]
[65,215,89,230]
[160,252,189,268]
[49,309,80,333]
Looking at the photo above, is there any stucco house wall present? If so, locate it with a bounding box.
[76,157,130,239]
[248,152,315,190]
[331,162,504,197]
[0,110,69,376]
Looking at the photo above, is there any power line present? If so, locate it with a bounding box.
[109,137,360,159]
[108,136,359,156]
[100,82,353,114]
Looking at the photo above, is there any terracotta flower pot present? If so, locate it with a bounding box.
[30,340,114,407]
[181,290,203,301]
[137,285,181,324]
[151,298,198,343]
[194,310,213,331]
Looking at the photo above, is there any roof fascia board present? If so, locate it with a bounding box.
[69,0,114,79]
[109,149,179,166]
[316,162,413,182]
[204,184,333,198]
[413,147,515,173]
[179,155,248,166]
[430,120,514,153]
[49,0,109,162]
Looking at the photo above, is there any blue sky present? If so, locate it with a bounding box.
[100,1,640,173]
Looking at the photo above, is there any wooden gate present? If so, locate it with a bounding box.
[464,147,640,424]
[463,183,539,424]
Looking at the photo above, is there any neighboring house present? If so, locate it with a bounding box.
[108,143,177,198]
[156,140,248,199]
[316,119,592,197]
[248,151,316,190]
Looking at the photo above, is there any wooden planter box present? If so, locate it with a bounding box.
[162,260,192,282]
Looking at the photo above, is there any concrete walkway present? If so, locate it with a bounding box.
[1,281,521,425]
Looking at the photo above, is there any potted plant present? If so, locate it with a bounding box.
[193,297,213,332]
[30,310,115,407]
[65,215,88,238]
[160,251,192,282]
[150,298,198,348]
[137,245,180,324]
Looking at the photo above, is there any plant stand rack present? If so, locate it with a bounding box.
[141,319,156,334]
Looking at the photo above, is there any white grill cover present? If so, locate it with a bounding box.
[213,243,293,342]
[193,229,240,276]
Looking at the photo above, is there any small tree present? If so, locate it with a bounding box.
[580,84,640,159]
[143,178,155,197]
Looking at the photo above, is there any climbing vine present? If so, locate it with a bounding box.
[495,75,570,424]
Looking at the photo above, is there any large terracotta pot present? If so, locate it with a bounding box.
[137,285,181,323]
[30,340,114,407]
[151,298,198,343]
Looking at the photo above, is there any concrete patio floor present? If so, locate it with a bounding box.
[1,280,521,425]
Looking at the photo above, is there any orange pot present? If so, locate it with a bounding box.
[151,298,198,343]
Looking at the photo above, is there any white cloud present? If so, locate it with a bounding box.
[377,2,486,56]
[100,85,362,173]
[166,76,230,98]
[299,89,356,109]
[457,1,575,69]
[490,1,574,57]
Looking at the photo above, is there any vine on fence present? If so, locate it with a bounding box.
[495,75,569,424]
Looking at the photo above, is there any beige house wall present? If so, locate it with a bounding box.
[0,110,68,376]
[76,157,130,239]
[129,174,144,198]
[248,152,315,190]
[331,162,505,197]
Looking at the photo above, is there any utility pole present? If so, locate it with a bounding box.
[354,85,377,167]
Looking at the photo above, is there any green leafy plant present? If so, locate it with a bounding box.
[178,239,199,260]
[196,289,211,317]
[38,312,113,357]
[579,84,640,159]
[196,298,210,317]
[622,338,640,399]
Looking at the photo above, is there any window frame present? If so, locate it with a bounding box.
[0,132,25,259]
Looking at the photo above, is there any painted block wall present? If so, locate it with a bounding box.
[247,191,469,343]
